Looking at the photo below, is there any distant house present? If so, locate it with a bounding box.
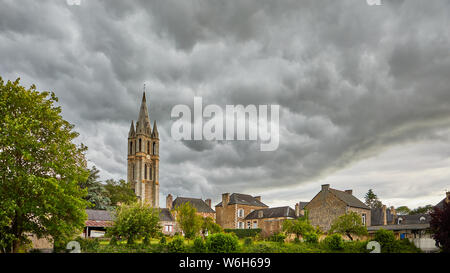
[159,208,177,236]
[166,194,216,220]
[305,184,371,232]
[215,193,268,229]
[368,191,450,252]
[244,206,297,237]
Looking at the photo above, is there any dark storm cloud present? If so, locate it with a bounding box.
[1,0,450,206]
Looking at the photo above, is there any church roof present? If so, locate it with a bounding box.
[136,92,151,135]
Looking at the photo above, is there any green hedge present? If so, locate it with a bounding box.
[224,228,262,238]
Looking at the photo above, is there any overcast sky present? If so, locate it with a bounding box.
[1,0,450,209]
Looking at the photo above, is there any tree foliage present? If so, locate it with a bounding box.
[201,216,222,236]
[364,189,382,209]
[395,206,411,215]
[282,210,318,240]
[107,202,160,244]
[329,212,368,241]
[409,204,433,215]
[174,202,202,239]
[430,202,450,252]
[104,178,137,207]
[0,78,90,253]
[78,166,111,210]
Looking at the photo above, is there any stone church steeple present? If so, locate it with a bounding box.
[127,92,160,207]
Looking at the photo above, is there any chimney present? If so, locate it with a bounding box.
[345,189,353,195]
[295,203,300,217]
[222,193,230,208]
[446,191,450,204]
[321,184,330,191]
[254,196,261,202]
[390,206,397,225]
[166,194,173,210]
[205,199,212,208]
[382,205,387,226]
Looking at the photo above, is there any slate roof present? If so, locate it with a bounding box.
[396,214,431,225]
[86,209,114,221]
[159,208,175,222]
[215,193,268,207]
[298,202,309,210]
[329,188,370,210]
[173,197,215,213]
[245,206,297,220]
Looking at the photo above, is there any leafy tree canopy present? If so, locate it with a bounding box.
[104,178,137,207]
[78,166,111,210]
[395,206,411,215]
[282,210,318,240]
[430,202,450,252]
[174,202,202,239]
[329,212,368,241]
[107,202,160,245]
[0,78,90,253]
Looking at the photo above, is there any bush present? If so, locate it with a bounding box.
[269,233,286,243]
[167,236,186,253]
[206,233,240,253]
[304,232,319,244]
[293,237,301,244]
[244,237,253,246]
[159,236,167,245]
[193,237,206,253]
[224,229,262,239]
[374,229,396,253]
[75,237,100,252]
[324,234,344,250]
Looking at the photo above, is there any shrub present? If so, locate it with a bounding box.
[269,232,286,243]
[304,232,319,244]
[374,229,396,253]
[324,234,344,250]
[167,236,186,253]
[244,237,253,246]
[193,237,206,253]
[224,228,262,238]
[206,233,240,253]
[159,236,167,245]
[293,237,301,244]
[75,237,100,252]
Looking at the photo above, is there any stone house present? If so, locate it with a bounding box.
[244,206,298,237]
[159,208,177,236]
[304,184,371,232]
[215,193,268,229]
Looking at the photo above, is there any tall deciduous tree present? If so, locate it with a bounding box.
[174,202,202,239]
[364,189,382,209]
[282,210,317,240]
[330,212,368,241]
[0,78,90,253]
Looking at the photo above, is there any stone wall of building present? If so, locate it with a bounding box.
[216,204,265,229]
[306,190,347,232]
[347,206,371,227]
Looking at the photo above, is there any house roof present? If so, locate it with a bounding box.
[298,202,309,210]
[435,198,449,210]
[329,188,370,210]
[396,214,431,225]
[173,197,215,213]
[215,193,268,207]
[245,206,297,220]
[86,209,114,221]
[159,208,175,222]
[367,223,430,232]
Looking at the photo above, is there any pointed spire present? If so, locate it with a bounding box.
[152,120,159,138]
[128,120,135,138]
[136,92,151,135]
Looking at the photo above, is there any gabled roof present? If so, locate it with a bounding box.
[215,193,268,207]
[329,188,370,210]
[159,208,175,222]
[245,206,297,220]
[173,197,215,213]
[396,214,431,225]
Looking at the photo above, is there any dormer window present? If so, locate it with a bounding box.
[398,217,403,224]
[419,216,426,222]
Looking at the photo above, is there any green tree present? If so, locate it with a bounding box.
[329,212,368,241]
[409,204,433,215]
[395,206,411,215]
[430,202,450,253]
[104,178,137,207]
[364,189,382,209]
[174,202,202,239]
[201,216,223,237]
[107,202,160,244]
[205,233,240,253]
[78,166,111,210]
[282,211,317,240]
[0,78,90,253]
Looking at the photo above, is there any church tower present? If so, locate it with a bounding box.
[127,92,160,207]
